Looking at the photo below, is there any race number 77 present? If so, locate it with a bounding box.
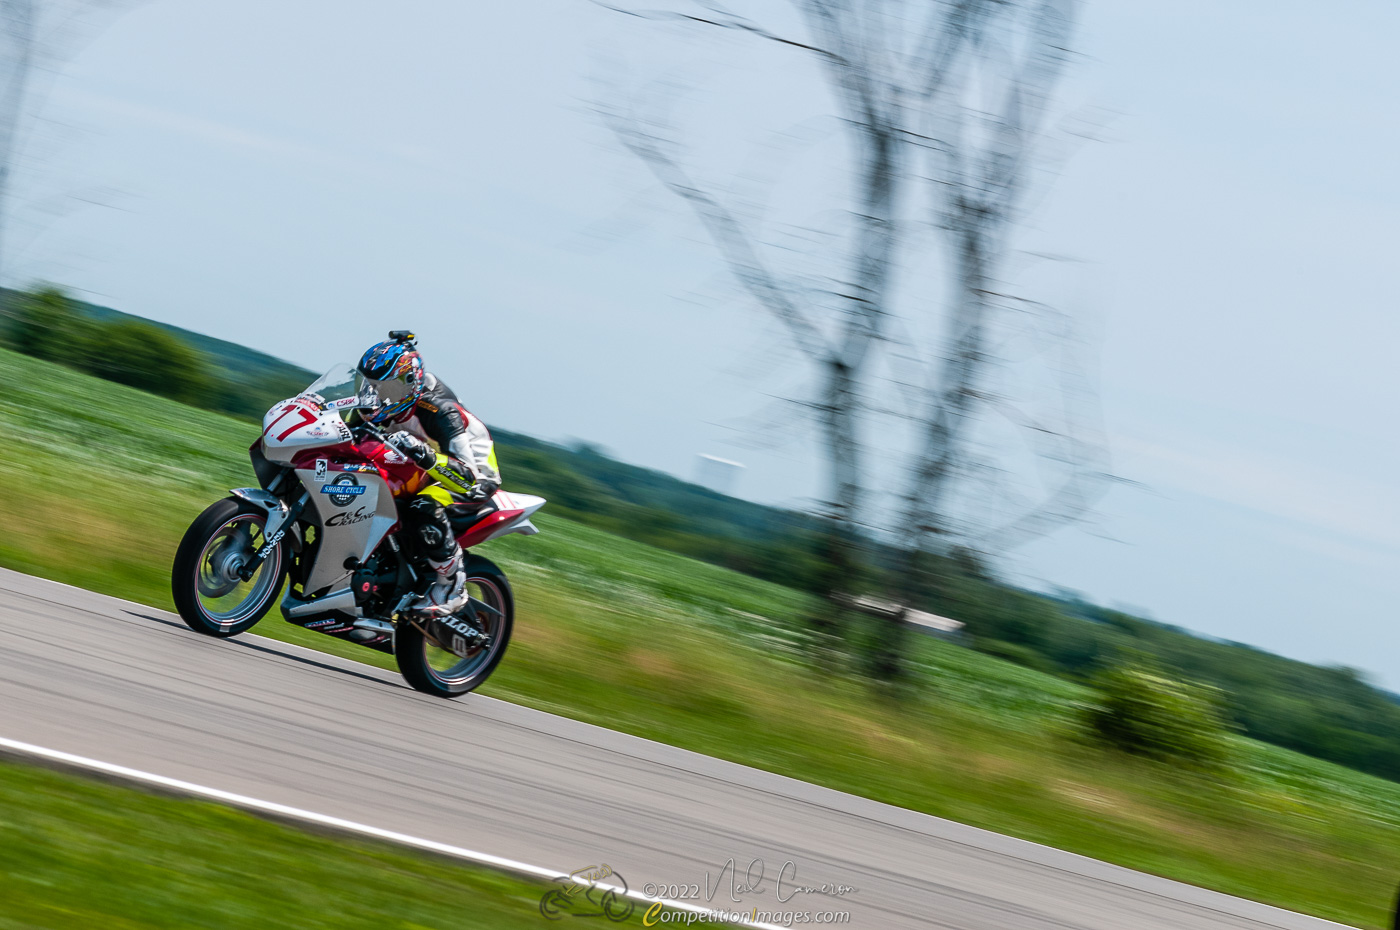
[262,403,318,442]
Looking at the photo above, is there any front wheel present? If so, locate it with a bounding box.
[172,497,287,637]
[396,555,514,698]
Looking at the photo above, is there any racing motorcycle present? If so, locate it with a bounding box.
[170,358,544,698]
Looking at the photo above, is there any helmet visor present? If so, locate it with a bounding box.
[370,376,412,405]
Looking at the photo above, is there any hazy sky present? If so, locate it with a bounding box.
[19,2,1400,683]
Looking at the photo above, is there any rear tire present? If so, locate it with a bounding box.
[172,497,287,637]
[396,555,514,698]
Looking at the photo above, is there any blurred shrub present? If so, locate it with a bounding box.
[1083,658,1235,772]
[85,320,214,406]
[5,286,94,360]
[2,286,215,407]
[977,639,1057,676]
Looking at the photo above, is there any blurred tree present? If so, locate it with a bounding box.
[607,1,1106,679]
[605,0,978,662]
[0,0,38,274]
[3,284,212,404]
[85,319,213,405]
[878,0,1109,679]
[0,0,147,274]
[4,283,89,357]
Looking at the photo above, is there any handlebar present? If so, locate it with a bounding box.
[351,422,429,471]
[352,421,386,443]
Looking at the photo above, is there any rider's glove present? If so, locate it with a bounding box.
[464,479,499,503]
[387,431,436,470]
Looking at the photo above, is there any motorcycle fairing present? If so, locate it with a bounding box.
[295,464,400,595]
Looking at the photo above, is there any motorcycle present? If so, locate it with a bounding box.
[170,358,545,698]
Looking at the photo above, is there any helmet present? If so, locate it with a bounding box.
[357,332,425,424]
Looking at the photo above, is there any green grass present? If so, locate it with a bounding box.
[6,345,1400,927]
[0,755,650,929]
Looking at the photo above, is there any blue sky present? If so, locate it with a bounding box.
[16,1,1400,683]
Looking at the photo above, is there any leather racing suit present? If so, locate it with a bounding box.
[367,372,501,605]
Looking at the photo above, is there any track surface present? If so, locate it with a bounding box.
[0,569,1350,930]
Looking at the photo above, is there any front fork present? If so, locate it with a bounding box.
[229,487,309,581]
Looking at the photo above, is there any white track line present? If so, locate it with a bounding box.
[0,735,784,929]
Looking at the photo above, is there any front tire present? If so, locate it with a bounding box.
[396,555,514,698]
[172,497,287,637]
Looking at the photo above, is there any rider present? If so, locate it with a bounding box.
[354,331,501,618]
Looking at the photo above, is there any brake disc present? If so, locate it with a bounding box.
[197,532,247,598]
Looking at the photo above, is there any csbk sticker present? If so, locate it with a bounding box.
[314,458,328,481]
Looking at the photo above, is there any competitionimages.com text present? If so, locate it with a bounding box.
[641,904,852,926]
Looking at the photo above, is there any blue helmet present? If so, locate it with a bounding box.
[357,333,425,424]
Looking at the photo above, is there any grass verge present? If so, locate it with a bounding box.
[0,754,652,929]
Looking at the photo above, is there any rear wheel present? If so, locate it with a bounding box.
[172,497,287,637]
[396,555,514,698]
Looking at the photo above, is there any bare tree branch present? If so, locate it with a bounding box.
[900,0,1088,562]
[590,0,844,62]
[0,0,38,276]
[606,107,832,360]
[0,0,147,276]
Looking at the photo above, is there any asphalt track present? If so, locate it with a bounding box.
[0,568,1355,930]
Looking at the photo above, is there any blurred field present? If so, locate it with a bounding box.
[0,756,639,929]
[5,345,1400,927]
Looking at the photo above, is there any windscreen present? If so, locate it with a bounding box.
[301,364,377,411]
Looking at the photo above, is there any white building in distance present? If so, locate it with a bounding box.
[695,454,746,496]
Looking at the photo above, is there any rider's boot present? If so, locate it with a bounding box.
[410,543,468,617]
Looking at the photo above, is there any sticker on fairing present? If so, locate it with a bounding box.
[314,459,328,481]
[320,473,366,506]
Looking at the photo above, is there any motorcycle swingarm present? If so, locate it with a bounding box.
[417,597,499,658]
